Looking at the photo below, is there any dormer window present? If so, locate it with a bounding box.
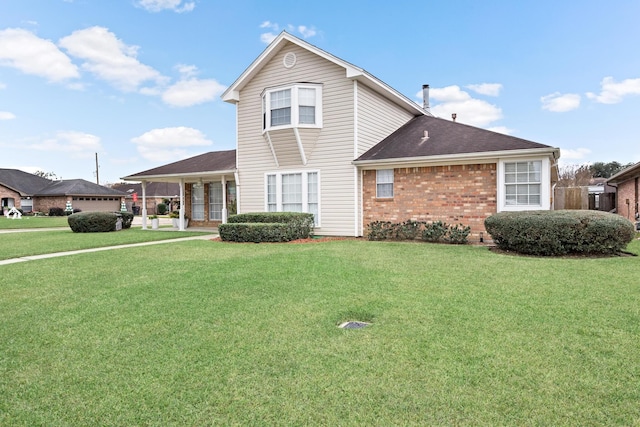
[262,84,322,131]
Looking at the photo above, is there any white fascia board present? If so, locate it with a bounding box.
[352,148,559,169]
[121,169,237,183]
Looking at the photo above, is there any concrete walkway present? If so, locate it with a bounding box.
[0,221,218,265]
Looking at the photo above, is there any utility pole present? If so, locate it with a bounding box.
[95,152,99,185]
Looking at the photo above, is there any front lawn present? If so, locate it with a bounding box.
[0,229,213,260]
[1,239,639,425]
[0,215,70,229]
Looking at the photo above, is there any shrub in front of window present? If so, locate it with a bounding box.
[484,210,636,256]
[68,212,120,233]
[221,212,314,242]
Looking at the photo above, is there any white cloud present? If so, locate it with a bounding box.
[28,131,102,158]
[162,78,226,107]
[466,83,502,97]
[0,82,5,89]
[260,21,317,44]
[131,126,212,162]
[136,0,195,13]
[560,147,591,162]
[59,26,165,92]
[0,111,16,120]
[586,76,640,104]
[0,28,79,82]
[423,85,503,127]
[486,126,514,135]
[541,92,581,112]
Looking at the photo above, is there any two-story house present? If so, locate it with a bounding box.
[123,32,560,241]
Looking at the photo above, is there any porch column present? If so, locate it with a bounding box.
[179,178,185,231]
[141,181,148,230]
[221,175,228,224]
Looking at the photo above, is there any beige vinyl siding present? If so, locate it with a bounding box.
[236,41,419,236]
[237,42,357,235]
[356,83,415,157]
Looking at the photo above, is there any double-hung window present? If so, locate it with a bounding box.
[262,84,322,131]
[504,161,542,206]
[208,182,223,221]
[266,171,320,225]
[376,169,394,198]
[191,182,205,220]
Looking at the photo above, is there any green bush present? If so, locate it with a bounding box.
[485,210,636,256]
[395,219,422,240]
[421,221,448,242]
[49,207,65,217]
[68,212,120,233]
[366,221,396,241]
[119,212,134,229]
[444,224,471,244]
[157,203,167,215]
[221,212,314,242]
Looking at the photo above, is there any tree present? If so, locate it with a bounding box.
[556,164,593,187]
[34,170,59,180]
[590,161,633,178]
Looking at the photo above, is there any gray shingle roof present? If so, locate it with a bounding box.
[607,161,640,184]
[35,179,127,196]
[356,116,556,162]
[110,182,181,197]
[123,150,236,179]
[0,168,52,195]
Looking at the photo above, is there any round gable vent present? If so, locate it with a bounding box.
[283,52,297,69]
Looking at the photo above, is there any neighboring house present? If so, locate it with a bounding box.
[0,168,126,213]
[607,161,640,224]
[123,32,560,240]
[111,182,182,214]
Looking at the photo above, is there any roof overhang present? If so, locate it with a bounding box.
[121,169,237,183]
[607,161,640,185]
[353,147,560,169]
[221,31,427,117]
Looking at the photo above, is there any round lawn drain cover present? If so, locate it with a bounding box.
[338,321,370,329]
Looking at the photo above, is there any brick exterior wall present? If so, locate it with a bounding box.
[616,177,639,221]
[0,186,22,210]
[363,164,497,243]
[33,196,69,213]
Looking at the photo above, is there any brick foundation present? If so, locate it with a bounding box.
[363,164,497,243]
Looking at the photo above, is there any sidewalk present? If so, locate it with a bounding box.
[0,233,217,266]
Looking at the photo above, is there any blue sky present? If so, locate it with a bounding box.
[1,0,639,184]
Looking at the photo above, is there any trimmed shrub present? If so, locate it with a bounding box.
[485,210,636,256]
[157,203,167,215]
[366,221,397,241]
[49,207,65,217]
[395,219,422,240]
[119,211,134,229]
[421,221,448,242]
[68,212,120,233]
[444,224,471,244]
[221,212,314,242]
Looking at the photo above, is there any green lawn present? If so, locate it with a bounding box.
[0,215,70,229]
[0,229,213,260]
[1,238,639,425]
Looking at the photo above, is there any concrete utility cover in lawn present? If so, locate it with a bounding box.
[338,321,370,329]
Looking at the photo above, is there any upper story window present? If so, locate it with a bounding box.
[262,84,322,131]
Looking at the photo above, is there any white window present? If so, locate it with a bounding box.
[262,84,322,131]
[376,169,394,198]
[209,182,223,221]
[265,171,320,226]
[191,182,205,220]
[504,161,541,206]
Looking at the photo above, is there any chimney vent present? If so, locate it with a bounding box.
[422,84,430,112]
[421,130,429,142]
[452,113,457,122]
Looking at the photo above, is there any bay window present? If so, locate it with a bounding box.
[262,84,322,131]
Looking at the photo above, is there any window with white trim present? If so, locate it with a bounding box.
[504,161,541,206]
[191,182,205,220]
[209,182,223,221]
[376,169,394,198]
[262,84,322,131]
[265,171,320,225]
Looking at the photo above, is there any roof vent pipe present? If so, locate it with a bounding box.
[452,113,457,122]
[422,84,430,112]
